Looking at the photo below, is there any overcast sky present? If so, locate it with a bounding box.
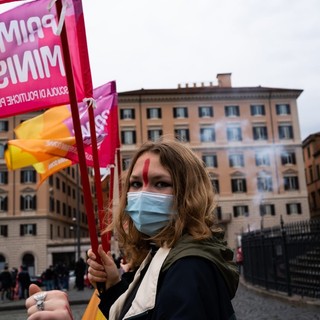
[1,0,319,140]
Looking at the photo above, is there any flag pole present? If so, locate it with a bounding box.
[55,0,101,264]
[87,104,110,252]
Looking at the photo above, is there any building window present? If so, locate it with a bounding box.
[122,157,131,171]
[148,129,163,142]
[200,127,215,142]
[257,176,273,192]
[231,178,247,193]
[120,108,135,120]
[147,108,161,119]
[284,176,299,191]
[175,128,190,142]
[173,107,188,118]
[309,166,314,183]
[121,130,136,145]
[211,179,220,193]
[0,144,5,158]
[233,205,249,217]
[278,124,293,139]
[215,207,222,220]
[255,151,270,166]
[20,223,37,236]
[227,125,242,141]
[229,154,244,167]
[0,171,8,184]
[20,195,37,211]
[253,126,268,140]
[251,105,265,116]
[21,169,36,184]
[0,121,8,132]
[225,106,240,117]
[0,196,8,211]
[281,150,296,165]
[0,225,8,237]
[276,104,291,115]
[49,196,55,212]
[259,204,275,216]
[202,154,218,168]
[286,203,302,215]
[198,106,213,118]
[56,200,61,214]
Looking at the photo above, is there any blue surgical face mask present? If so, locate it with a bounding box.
[125,191,176,236]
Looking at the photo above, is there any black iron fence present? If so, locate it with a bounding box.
[241,217,320,299]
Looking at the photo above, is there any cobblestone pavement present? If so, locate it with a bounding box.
[1,282,320,319]
[233,281,320,320]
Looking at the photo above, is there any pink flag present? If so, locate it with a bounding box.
[0,0,92,117]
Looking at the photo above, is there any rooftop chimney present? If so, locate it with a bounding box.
[216,73,232,87]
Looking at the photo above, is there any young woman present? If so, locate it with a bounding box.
[26,139,239,319]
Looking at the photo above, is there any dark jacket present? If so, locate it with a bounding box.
[99,234,239,320]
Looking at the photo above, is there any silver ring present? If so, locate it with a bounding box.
[34,292,47,302]
[36,300,45,311]
[34,292,47,311]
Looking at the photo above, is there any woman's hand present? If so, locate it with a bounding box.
[87,245,121,290]
[26,284,73,320]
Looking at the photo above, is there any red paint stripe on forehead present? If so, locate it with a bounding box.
[142,158,150,186]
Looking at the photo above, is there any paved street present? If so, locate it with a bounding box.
[233,281,320,320]
[1,281,320,319]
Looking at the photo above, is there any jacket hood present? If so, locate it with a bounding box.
[162,233,239,298]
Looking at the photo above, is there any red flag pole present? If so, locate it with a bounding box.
[55,0,101,264]
[87,104,110,252]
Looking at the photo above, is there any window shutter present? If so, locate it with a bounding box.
[33,195,37,210]
[20,195,24,210]
[297,203,302,214]
[20,225,24,236]
[231,180,236,192]
[233,207,238,218]
[133,131,136,144]
[4,197,7,211]
[243,179,247,192]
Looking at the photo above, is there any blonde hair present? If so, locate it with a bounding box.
[107,139,220,268]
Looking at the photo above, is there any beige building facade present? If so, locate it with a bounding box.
[118,73,310,248]
[302,132,320,219]
[0,73,311,275]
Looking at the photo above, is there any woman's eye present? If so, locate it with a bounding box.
[129,181,142,189]
[155,181,172,189]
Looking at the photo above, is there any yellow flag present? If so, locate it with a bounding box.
[82,290,107,320]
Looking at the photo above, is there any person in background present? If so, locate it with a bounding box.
[0,264,13,300]
[44,265,55,291]
[18,265,30,299]
[74,257,86,291]
[10,267,18,300]
[26,139,239,319]
[236,246,243,275]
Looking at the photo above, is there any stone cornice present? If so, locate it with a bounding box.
[119,87,303,104]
